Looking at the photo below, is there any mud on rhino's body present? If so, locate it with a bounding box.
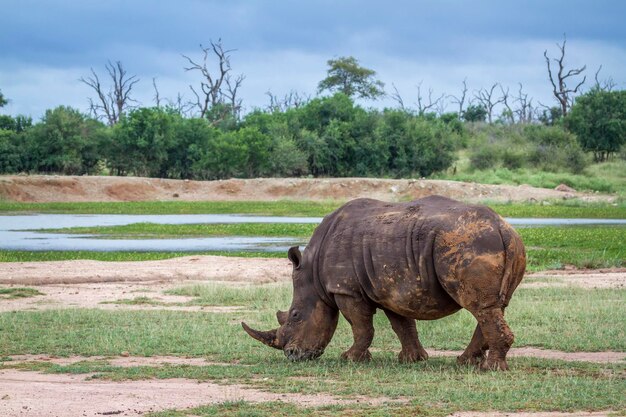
[243,195,526,370]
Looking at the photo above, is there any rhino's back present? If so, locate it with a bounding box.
[309,196,508,319]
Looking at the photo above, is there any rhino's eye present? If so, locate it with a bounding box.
[290,310,300,321]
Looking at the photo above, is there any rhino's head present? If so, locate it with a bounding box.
[242,246,339,361]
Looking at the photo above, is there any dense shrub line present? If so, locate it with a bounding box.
[0,89,623,180]
[0,94,459,179]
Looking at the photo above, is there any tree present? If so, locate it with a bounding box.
[514,83,534,124]
[0,130,21,173]
[107,107,178,177]
[538,106,563,126]
[543,35,586,117]
[317,56,384,100]
[566,89,626,161]
[463,104,487,122]
[265,90,310,113]
[80,61,140,126]
[0,115,32,133]
[0,89,7,108]
[415,81,445,116]
[183,39,245,123]
[22,106,104,174]
[449,79,469,120]
[474,83,504,123]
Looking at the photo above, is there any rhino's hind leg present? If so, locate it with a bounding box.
[474,307,514,371]
[335,295,375,362]
[457,324,488,366]
[383,309,429,363]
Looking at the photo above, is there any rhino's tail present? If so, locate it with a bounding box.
[498,222,526,308]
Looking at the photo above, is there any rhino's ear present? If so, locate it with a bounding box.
[276,310,288,325]
[288,246,302,270]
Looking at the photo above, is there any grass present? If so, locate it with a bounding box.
[1,199,625,218]
[0,284,624,415]
[518,225,625,271]
[0,287,44,299]
[434,153,626,198]
[0,200,343,216]
[436,166,625,195]
[0,286,623,357]
[35,222,317,239]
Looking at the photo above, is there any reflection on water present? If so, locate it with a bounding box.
[0,214,623,252]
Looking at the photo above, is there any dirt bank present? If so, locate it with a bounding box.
[0,175,615,203]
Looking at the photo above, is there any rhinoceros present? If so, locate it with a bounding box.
[242,196,526,370]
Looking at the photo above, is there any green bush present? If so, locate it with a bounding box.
[19,106,105,175]
[566,89,626,161]
[470,147,499,170]
[0,130,21,173]
[501,150,525,170]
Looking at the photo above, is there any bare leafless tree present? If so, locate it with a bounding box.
[499,85,515,124]
[594,65,616,92]
[265,90,310,112]
[182,39,245,123]
[474,83,505,123]
[80,61,139,125]
[389,83,407,111]
[448,78,469,119]
[514,83,534,124]
[415,81,445,116]
[152,78,162,108]
[543,35,586,116]
[166,93,195,117]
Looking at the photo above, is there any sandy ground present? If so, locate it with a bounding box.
[0,255,291,286]
[0,369,404,417]
[0,175,617,203]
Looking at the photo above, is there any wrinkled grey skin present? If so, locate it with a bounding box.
[243,196,526,370]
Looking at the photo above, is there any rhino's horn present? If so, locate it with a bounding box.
[241,322,281,349]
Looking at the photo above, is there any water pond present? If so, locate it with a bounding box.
[1,214,624,252]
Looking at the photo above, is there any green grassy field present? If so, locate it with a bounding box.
[1,284,624,416]
[434,154,626,198]
[1,199,625,218]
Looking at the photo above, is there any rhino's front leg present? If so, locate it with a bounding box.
[335,295,375,362]
[383,309,429,363]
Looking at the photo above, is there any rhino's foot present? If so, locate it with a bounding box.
[341,348,372,362]
[457,351,486,366]
[479,357,509,371]
[399,346,429,363]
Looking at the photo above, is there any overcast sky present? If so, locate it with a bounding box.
[1,0,625,119]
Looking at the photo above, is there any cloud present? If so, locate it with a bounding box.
[1,1,624,118]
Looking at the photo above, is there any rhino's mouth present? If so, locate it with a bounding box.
[284,346,324,361]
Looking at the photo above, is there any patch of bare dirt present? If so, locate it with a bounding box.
[448,412,614,417]
[0,278,257,313]
[0,175,616,203]
[0,369,403,417]
[0,255,291,286]
[4,355,235,367]
[525,268,626,289]
[429,347,625,364]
